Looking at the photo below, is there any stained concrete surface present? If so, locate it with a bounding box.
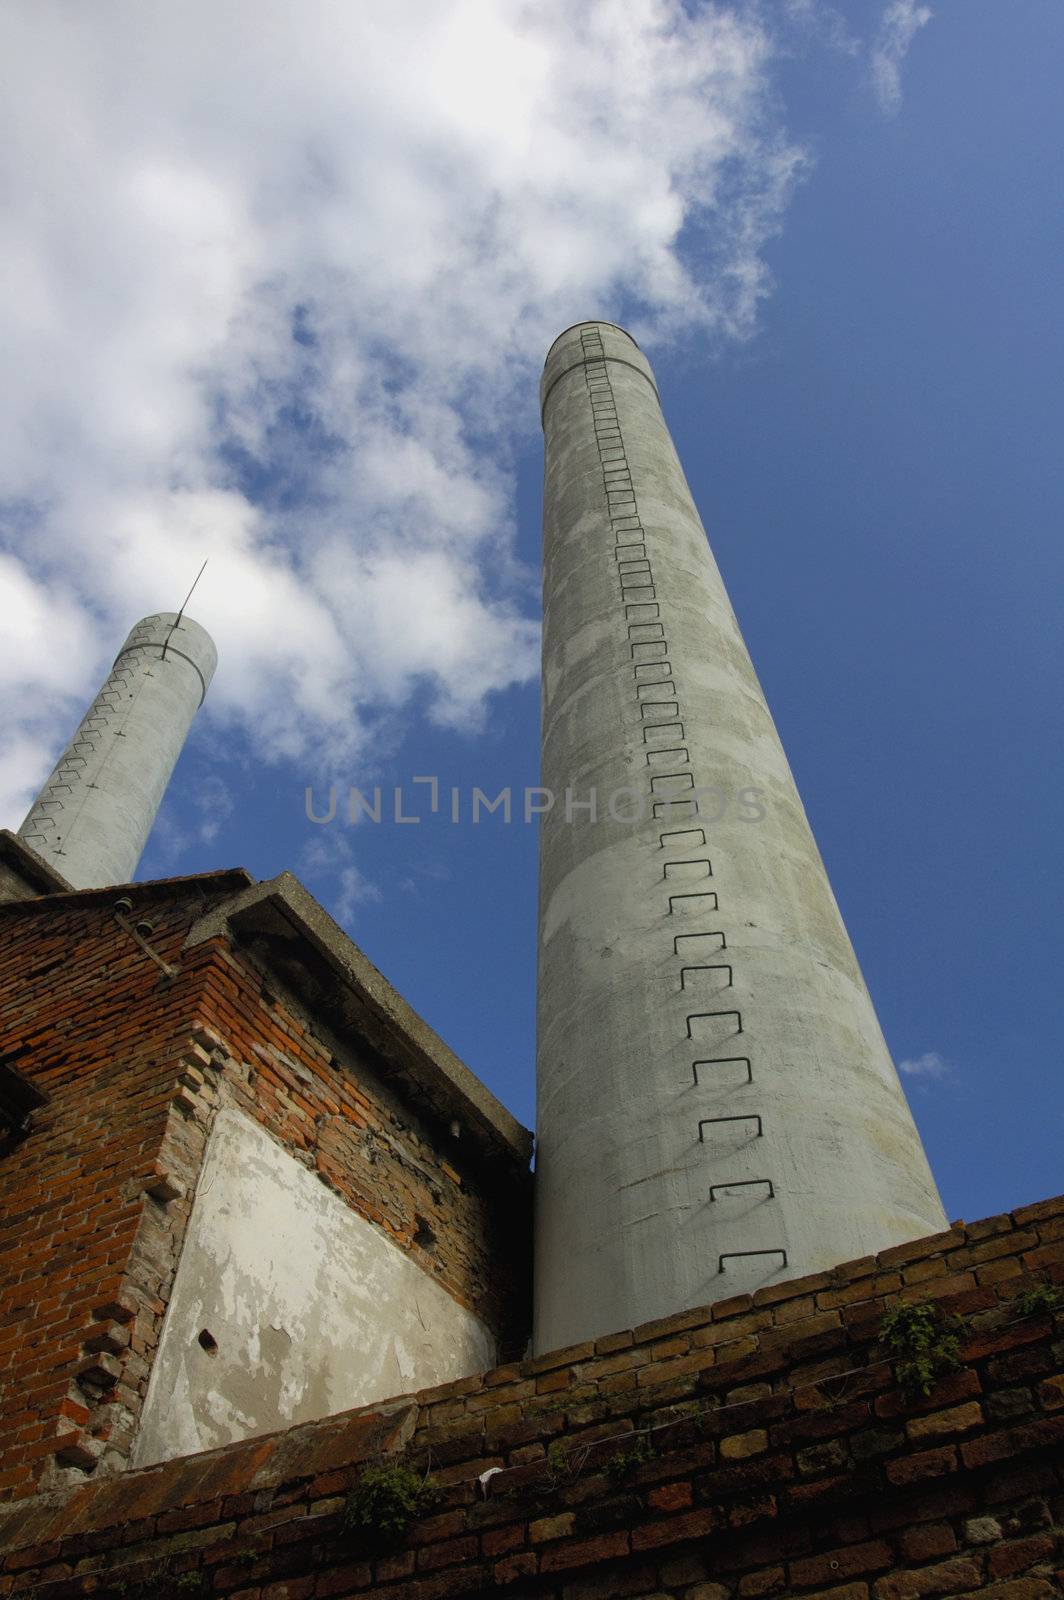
[534,323,946,1353]
[18,613,216,891]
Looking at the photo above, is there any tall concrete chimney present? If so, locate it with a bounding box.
[18,612,217,890]
[534,321,945,1354]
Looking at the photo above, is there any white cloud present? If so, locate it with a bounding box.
[0,0,807,825]
[144,776,236,866]
[298,833,381,926]
[871,0,932,113]
[782,1,860,57]
[192,777,236,847]
[898,1050,953,1081]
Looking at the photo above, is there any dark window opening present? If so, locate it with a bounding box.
[0,1051,48,1144]
[413,1215,437,1251]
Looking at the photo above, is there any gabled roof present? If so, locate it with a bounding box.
[0,837,532,1179]
[185,872,533,1180]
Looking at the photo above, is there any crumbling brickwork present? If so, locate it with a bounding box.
[0,877,530,1502]
[188,923,529,1353]
[2,1193,1061,1599]
[0,877,242,1498]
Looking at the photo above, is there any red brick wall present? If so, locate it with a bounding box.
[0,882,529,1503]
[189,928,530,1354]
[1,1193,1061,1599]
[0,883,232,1499]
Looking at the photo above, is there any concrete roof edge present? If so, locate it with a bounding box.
[0,854,255,911]
[0,830,74,896]
[184,871,533,1175]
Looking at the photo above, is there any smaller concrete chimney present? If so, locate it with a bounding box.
[18,612,217,890]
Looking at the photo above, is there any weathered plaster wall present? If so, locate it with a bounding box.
[187,876,533,1357]
[134,1109,496,1466]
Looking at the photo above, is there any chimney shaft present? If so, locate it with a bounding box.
[534,322,945,1353]
[18,612,217,890]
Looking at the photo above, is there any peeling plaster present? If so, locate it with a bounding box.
[133,1108,494,1466]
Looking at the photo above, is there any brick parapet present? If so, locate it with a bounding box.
[1,1194,1061,1597]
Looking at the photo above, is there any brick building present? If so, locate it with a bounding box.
[1,829,1062,1600]
[1,317,1062,1596]
[0,832,530,1504]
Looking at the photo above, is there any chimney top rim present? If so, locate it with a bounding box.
[544,321,640,365]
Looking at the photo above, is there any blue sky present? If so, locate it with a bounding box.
[3,2,1061,1227]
